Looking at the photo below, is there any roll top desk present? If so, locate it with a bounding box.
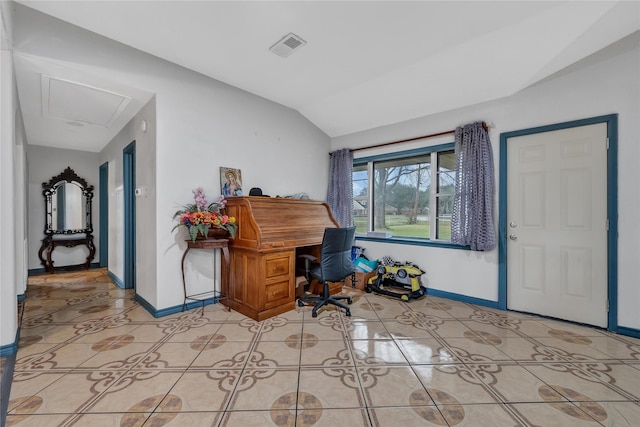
[223,196,339,321]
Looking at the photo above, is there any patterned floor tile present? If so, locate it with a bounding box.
[72,323,141,344]
[4,413,74,426]
[227,368,299,411]
[523,362,635,402]
[381,320,435,339]
[364,299,411,320]
[438,403,524,427]
[14,343,98,372]
[442,337,513,363]
[395,338,460,365]
[350,339,408,366]
[132,342,205,369]
[344,321,390,340]
[358,366,430,408]
[257,318,304,342]
[508,402,607,426]
[297,407,371,427]
[156,370,240,412]
[427,319,474,338]
[413,364,501,405]
[345,299,386,321]
[7,372,67,412]
[85,371,183,413]
[492,337,564,362]
[247,340,302,368]
[3,269,639,426]
[407,298,455,319]
[594,401,640,426]
[10,370,127,414]
[460,320,523,339]
[190,340,252,370]
[214,321,261,342]
[220,409,293,427]
[581,335,640,361]
[469,363,567,404]
[163,321,223,343]
[300,338,354,367]
[77,342,155,370]
[368,406,447,426]
[535,336,618,361]
[302,319,347,340]
[298,367,365,409]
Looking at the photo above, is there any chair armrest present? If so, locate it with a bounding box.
[297,254,318,281]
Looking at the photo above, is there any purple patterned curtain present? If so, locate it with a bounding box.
[327,148,354,227]
[451,122,496,251]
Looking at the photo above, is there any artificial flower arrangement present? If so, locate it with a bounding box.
[172,187,237,242]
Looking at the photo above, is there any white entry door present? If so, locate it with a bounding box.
[506,123,608,327]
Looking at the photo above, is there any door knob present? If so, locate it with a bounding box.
[509,222,517,228]
[509,234,517,241]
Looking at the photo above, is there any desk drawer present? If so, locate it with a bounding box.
[265,253,291,278]
[265,279,292,308]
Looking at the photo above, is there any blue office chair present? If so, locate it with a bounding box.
[297,226,356,317]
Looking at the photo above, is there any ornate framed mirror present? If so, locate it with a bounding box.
[38,167,96,273]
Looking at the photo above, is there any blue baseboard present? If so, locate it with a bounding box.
[426,288,500,310]
[28,267,46,276]
[0,342,17,357]
[135,293,221,318]
[428,288,640,340]
[0,329,20,357]
[107,271,125,288]
[614,325,640,339]
[134,293,158,316]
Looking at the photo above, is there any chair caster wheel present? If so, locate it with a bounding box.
[345,309,351,317]
[312,311,318,318]
[297,300,305,307]
[347,298,353,305]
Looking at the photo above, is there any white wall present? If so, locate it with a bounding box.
[15,5,635,332]
[14,99,27,296]
[26,145,100,270]
[332,32,640,330]
[78,35,331,311]
[0,1,26,350]
[99,97,156,293]
[10,6,333,315]
[151,67,330,311]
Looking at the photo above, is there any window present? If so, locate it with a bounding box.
[352,145,455,242]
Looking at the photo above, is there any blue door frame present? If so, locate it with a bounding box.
[123,142,136,289]
[99,162,108,268]
[498,114,618,332]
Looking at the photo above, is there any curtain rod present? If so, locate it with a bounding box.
[348,121,488,153]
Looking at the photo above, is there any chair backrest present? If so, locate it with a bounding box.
[319,226,356,282]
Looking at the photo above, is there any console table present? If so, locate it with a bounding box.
[181,238,231,313]
[38,234,96,274]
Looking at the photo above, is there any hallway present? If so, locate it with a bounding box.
[3,270,640,426]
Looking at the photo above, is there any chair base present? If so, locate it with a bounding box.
[298,281,352,317]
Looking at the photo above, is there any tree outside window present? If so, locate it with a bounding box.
[352,147,455,241]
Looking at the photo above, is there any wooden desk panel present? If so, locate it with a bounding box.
[224,197,339,321]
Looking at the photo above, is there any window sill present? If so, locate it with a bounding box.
[355,235,470,250]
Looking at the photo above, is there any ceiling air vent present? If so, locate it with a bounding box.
[269,33,306,57]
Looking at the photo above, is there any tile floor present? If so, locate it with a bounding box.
[3,269,640,426]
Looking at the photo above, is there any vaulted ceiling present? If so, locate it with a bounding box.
[10,1,640,152]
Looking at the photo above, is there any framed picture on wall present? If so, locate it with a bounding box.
[220,167,243,197]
